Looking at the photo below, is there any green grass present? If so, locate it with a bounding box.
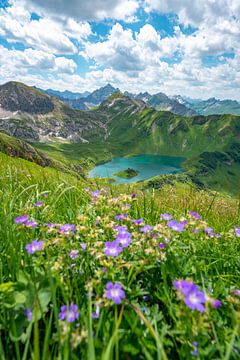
[0,152,240,359]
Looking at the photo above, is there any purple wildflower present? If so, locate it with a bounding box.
[117,231,132,248]
[114,225,127,231]
[91,190,101,198]
[233,290,240,296]
[24,308,32,321]
[105,282,125,304]
[34,201,43,207]
[131,193,136,198]
[92,305,100,319]
[205,227,220,238]
[26,240,43,254]
[173,279,206,312]
[43,193,48,197]
[45,223,57,228]
[234,227,240,237]
[140,225,152,233]
[192,228,200,234]
[69,250,79,259]
[131,218,144,225]
[104,241,122,257]
[59,303,79,322]
[115,213,127,221]
[161,213,173,221]
[212,299,222,308]
[189,211,202,219]
[81,243,87,250]
[25,220,38,228]
[167,220,185,232]
[184,291,206,312]
[59,224,75,234]
[158,243,166,249]
[14,214,29,224]
[191,342,199,357]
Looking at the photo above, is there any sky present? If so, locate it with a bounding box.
[0,0,240,99]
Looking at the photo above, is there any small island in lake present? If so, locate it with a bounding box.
[114,168,139,179]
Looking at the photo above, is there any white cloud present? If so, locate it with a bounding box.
[0,0,240,100]
[144,0,239,27]
[25,0,139,22]
[0,46,77,77]
[0,1,92,54]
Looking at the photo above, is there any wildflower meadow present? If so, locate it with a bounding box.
[0,156,240,359]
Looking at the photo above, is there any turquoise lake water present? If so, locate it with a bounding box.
[89,154,185,183]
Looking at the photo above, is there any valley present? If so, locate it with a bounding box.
[1,81,240,195]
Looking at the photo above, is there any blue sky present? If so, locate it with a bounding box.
[0,0,239,99]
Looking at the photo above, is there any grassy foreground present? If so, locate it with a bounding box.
[0,153,240,359]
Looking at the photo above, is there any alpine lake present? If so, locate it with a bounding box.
[89,154,185,183]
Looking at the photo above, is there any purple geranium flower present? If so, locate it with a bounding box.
[25,240,43,254]
[212,299,222,308]
[43,193,49,197]
[59,303,79,322]
[161,213,173,221]
[117,231,132,248]
[24,308,32,321]
[59,224,75,234]
[105,282,125,304]
[234,227,240,237]
[81,243,87,250]
[92,305,100,319]
[204,227,220,238]
[45,223,57,228]
[173,279,206,312]
[34,201,43,207]
[158,243,166,249]
[25,219,38,228]
[131,218,144,225]
[140,225,152,233]
[69,250,79,259]
[191,342,199,357]
[167,220,185,232]
[184,290,206,312]
[104,241,122,257]
[115,214,127,221]
[192,228,200,234]
[91,190,101,198]
[14,214,29,224]
[189,211,202,219]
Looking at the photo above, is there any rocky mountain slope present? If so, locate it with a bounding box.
[0,81,109,142]
[0,82,55,114]
[64,84,119,110]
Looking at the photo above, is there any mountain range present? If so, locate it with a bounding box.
[0,81,240,194]
[37,84,240,117]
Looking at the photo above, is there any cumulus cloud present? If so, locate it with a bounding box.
[144,0,239,27]
[0,1,92,54]
[0,0,240,100]
[25,0,139,22]
[0,46,77,77]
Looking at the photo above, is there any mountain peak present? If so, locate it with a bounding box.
[0,81,55,114]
